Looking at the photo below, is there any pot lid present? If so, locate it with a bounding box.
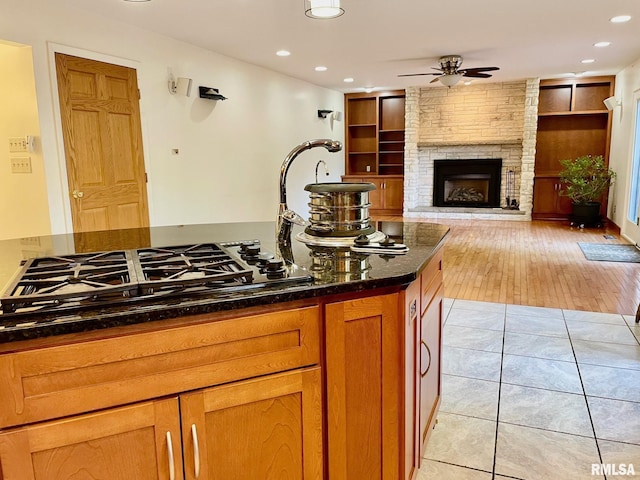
[304,182,376,193]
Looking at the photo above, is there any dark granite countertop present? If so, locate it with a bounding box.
[0,221,448,343]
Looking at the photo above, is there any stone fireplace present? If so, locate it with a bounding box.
[403,79,539,220]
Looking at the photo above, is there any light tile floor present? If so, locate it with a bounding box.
[418,299,640,480]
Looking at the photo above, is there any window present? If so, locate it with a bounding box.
[628,98,640,224]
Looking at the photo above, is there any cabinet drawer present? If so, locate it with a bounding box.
[0,306,320,429]
[420,248,443,315]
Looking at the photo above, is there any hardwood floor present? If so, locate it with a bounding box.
[378,217,640,315]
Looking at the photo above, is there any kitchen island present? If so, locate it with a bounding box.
[0,220,448,480]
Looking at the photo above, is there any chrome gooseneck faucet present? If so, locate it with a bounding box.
[277,139,342,245]
[315,159,330,183]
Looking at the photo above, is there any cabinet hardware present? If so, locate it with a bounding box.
[72,190,84,199]
[420,340,431,377]
[410,299,417,318]
[191,423,201,478]
[166,431,176,480]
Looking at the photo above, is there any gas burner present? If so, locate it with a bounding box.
[0,241,312,318]
[134,244,253,294]
[0,251,137,314]
[295,230,387,248]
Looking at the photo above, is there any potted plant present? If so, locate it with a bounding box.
[558,154,616,225]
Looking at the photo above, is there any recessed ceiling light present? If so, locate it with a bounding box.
[276,50,291,57]
[364,87,374,93]
[315,66,328,72]
[581,59,595,64]
[594,41,611,48]
[610,15,631,23]
[343,77,354,83]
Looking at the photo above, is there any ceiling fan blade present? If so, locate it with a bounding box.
[462,72,493,78]
[398,72,442,77]
[430,77,441,83]
[459,66,500,74]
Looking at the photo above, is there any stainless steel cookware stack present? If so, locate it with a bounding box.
[304,182,377,237]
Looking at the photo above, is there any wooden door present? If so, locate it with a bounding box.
[383,177,404,211]
[532,177,573,218]
[419,286,443,455]
[179,367,323,480]
[0,398,183,480]
[325,293,402,480]
[55,53,149,233]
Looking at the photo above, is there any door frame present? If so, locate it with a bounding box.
[46,42,153,234]
[621,88,640,245]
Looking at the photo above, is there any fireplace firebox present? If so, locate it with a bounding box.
[433,159,502,208]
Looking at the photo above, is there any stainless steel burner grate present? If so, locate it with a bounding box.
[134,244,253,294]
[0,251,137,313]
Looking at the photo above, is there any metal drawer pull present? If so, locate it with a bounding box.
[420,340,431,377]
[191,423,201,478]
[166,431,176,480]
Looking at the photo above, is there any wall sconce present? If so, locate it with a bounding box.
[169,76,193,97]
[199,86,228,101]
[603,96,621,111]
[305,0,344,19]
[318,110,342,130]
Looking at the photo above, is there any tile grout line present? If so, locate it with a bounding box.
[561,307,606,480]
[491,305,508,480]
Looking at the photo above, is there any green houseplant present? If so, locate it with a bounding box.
[558,154,615,225]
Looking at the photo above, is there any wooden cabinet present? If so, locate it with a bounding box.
[418,247,443,454]
[532,177,574,218]
[324,249,444,480]
[343,90,405,214]
[0,304,323,480]
[533,76,614,220]
[325,293,403,480]
[0,368,322,480]
[342,175,404,214]
[0,398,182,480]
[180,367,322,480]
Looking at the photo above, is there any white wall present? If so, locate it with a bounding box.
[0,43,50,240]
[0,1,344,237]
[608,55,640,241]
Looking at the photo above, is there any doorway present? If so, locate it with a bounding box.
[55,53,150,234]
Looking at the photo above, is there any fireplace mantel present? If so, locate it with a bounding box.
[417,138,522,147]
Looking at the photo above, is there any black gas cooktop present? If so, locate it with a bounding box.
[0,241,311,319]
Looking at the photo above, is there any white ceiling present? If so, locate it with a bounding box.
[61,0,640,93]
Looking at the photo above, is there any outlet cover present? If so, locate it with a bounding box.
[11,157,32,173]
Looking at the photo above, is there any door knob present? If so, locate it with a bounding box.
[72,190,84,199]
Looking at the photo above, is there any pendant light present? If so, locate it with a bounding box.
[305,0,344,19]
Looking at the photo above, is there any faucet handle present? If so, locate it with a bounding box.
[283,209,306,226]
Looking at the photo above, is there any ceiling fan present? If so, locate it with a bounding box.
[398,55,499,87]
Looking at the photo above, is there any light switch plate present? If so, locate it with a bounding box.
[9,137,28,153]
[11,157,32,173]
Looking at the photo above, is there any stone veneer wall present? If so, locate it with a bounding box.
[404,79,540,220]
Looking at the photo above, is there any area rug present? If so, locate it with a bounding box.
[578,243,640,263]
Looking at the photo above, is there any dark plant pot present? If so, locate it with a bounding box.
[571,202,601,225]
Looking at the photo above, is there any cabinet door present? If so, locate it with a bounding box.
[383,177,404,211]
[532,177,573,217]
[180,367,323,480]
[325,293,402,480]
[419,285,443,455]
[0,398,183,480]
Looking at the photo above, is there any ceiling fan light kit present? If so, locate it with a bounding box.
[399,55,499,87]
[438,74,463,87]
